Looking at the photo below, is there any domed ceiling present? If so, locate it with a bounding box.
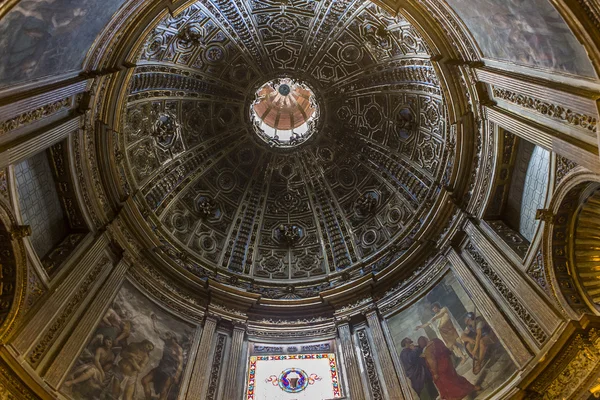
[117,0,452,296]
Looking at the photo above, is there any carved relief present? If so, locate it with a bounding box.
[206,334,226,400]
[528,330,600,399]
[0,359,40,400]
[464,243,548,345]
[555,155,578,186]
[27,257,109,368]
[0,97,71,136]
[357,330,384,400]
[492,87,598,134]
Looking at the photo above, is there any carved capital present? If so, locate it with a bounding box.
[10,225,31,240]
[535,209,554,223]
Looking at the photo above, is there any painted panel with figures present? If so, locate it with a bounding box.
[444,0,596,78]
[0,0,128,89]
[61,281,196,400]
[387,272,517,400]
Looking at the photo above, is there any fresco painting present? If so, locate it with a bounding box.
[388,272,517,400]
[444,0,596,78]
[62,282,196,400]
[0,0,128,89]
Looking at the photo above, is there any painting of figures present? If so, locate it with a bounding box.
[61,282,196,400]
[444,0,596,78]
[0,0,128,89]
[387,272,517,400]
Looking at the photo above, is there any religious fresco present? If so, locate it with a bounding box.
[0,0,128,89]
[444,0,597,78]
[387,272,517,400]
[246,354,341,400]
[61,282,196,400]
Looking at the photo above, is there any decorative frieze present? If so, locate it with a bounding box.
[485,220,529,259]
[529,329,600,399]
[464,243,548,345]
[205,333,226,400]
[27,257,109,367]
[0,97,71,136]
[247,324,337,339]
[492,87,597,134]
[357,330,384,400]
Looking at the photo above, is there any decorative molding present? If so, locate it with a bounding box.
[464,243,548,345]
[128,267,204,323]
[378,257,447,315]
[247,324,337,339]
[357,329,384,400]
[0,358,40,400]
[529,329,600,399]
[556,155,578,186]
[0,98,71,136]
[252,317,331,325]
[205,333,226,400]
[337,322,365,400]
[527,249,551,295]
[186,316,217,400]
[26,257,109,367]
[492,87,597,134]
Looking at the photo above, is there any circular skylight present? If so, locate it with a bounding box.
[250,78,319,148]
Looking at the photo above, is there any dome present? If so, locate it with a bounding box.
[119,1,451,296]
[2,0,600,399]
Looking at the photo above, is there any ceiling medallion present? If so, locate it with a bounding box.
[250,78,319,149]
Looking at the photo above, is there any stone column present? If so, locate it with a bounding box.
[337,320,365,400]
[221,323,245,399]
[364,309,404,399]
[186,315,218,400]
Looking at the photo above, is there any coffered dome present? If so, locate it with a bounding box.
[113,0,453,298]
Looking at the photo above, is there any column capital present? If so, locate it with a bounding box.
[232,320,247,331]
[10,224,31,240]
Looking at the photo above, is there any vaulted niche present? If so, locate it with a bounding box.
[14,140,89,277]
[483,131,550,259]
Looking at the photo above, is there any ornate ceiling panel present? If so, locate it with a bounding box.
[115,0,453,291]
